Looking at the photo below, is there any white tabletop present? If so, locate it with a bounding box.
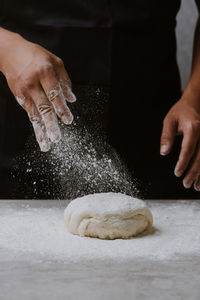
[0,200,200,300]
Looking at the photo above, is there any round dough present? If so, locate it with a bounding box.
[64,192,153,239]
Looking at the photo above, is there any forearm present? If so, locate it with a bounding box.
[0,27,76,151]
[0,27,24,73]
[180,16,200,111]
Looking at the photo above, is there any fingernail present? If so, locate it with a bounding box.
[62,113,73,125]
[183,179,193,189]
[160,145,168,155]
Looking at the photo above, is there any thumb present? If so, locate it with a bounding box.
[160,116,177,156]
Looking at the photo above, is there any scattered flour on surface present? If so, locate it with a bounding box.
[0,200,200,262]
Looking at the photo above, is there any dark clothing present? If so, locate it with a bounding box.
[108,2,183,198]
[1,0,112,85]
[0,0,199,198]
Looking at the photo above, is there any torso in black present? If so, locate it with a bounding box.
[1,0,193,199]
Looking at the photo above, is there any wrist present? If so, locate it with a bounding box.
[180,80,200,110]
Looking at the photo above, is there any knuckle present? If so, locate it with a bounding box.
[163,116,169,126]
[29,115,41,124]
[37,104,52,115]
[55,57,64,67]
[161,132,170,142]
[23,76,35,89]
[37,62,54,77]
[47,87,61,102]
[185,121,192,131]
[185,120,200,132]
[163,112,173,123]
[193,120,200,131]
[161,133,169,140]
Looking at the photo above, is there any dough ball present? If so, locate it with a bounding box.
[64,192,153,239]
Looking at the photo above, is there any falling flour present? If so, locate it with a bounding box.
[12,86,139,199]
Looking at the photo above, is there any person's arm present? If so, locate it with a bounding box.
[160,1,200,191]
[0,27,76,152]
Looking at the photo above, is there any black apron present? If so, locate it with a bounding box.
[1,0,197,198]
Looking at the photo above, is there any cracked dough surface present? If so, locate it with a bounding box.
[64,192,153,239]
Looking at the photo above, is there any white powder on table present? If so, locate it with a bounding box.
[0,199,200,263]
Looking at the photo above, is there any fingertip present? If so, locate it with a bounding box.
[174,169,182,177]
[174,164,183,177]
[183,178,193,189]
[67,91,77,103]
[54,134,62,143]
[60,81,77,103]
[64,90,77,103]
[160,144,170,156]
[47,130,62,144]
[40,140,51,152]
[62,112,74,125]
[194,177,200,191]
[194,184,200,192]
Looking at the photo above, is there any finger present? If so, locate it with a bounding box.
[16,94,50,152]
[39,66,73,124]
[54,57,72,88]
[16,95,26,107]
[194,175,200,191]
[160,116,177,155]
[183,144,200,189]
[59,78,76,103]
[174,127,198,177]
[29,84,61,143]
[55,60,76,103]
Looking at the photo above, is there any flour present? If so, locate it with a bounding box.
[47,122,139,199]
[30,116,50,152]
[0,200,200,263]
[12,86,139,199]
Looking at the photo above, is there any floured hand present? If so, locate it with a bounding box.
[0,27,76,151]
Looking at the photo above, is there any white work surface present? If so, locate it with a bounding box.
[0,199,200,300]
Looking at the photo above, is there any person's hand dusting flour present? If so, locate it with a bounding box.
[0,28,76,152]
[64,192,153,239]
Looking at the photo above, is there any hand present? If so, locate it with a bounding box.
[160,94,200,191]
[0,29,76,151]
